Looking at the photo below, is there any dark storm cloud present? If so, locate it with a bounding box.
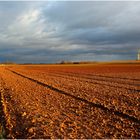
[44,1,140,45]
[0,1,140,63]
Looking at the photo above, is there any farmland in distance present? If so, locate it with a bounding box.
[0,62,140,138]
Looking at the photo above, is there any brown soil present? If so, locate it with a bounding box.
[0,63,140,138]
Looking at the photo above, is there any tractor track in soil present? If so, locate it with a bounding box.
[7,68,140,119]
[10,68,140,92]
[35,72,140,92]
[0,79,93,139]
[51,71,140,86]
[50,70,140,82]
[7,69,140,124]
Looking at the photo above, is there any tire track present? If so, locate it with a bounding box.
[54,71,140,82]
[37,72,140,92]
[48,71,140,87]
[11,68,140,92]
[7,69,140,124]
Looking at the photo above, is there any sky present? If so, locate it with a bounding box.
[0,1,140,63]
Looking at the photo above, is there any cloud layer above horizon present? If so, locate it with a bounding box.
[0,1,140,63]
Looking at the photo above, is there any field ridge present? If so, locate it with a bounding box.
[7,68,140,124]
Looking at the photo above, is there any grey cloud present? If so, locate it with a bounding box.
[0,1,140,63]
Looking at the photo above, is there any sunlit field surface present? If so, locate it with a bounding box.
[0,62,140,138]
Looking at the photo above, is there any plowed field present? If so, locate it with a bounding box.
[0,63,140,138]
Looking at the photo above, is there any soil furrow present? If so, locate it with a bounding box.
[8,68,140,91]
[45,71,140,87]
[52,70,140,82]
[1,64,140,138]
[8,69,140,124]
[7,68,140,119]
[36,72,140,91]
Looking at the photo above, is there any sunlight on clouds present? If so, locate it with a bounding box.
[0,1,140,63]
[6,8,47,43]
[18,9,41,26]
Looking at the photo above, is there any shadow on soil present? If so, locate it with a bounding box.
[0,91,7,138]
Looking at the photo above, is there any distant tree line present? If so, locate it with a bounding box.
[60,60,97,64]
